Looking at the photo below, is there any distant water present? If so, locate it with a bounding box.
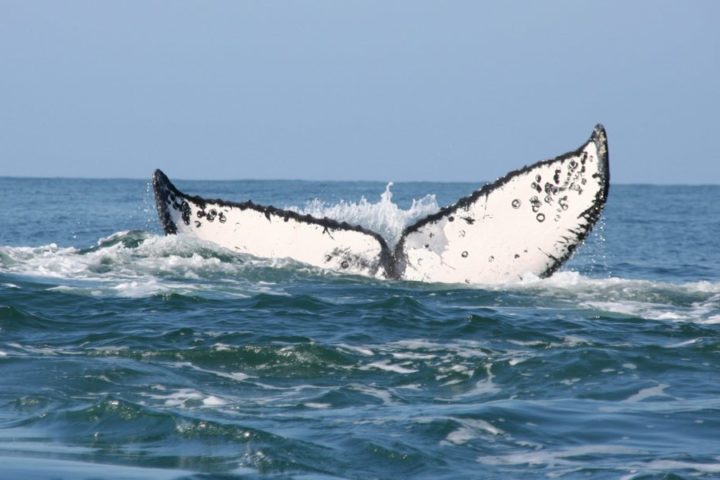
[1,177,719,479]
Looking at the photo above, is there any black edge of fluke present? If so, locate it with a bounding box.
[538,123,610,278]
[152,169,178,235]
[591,123,610,202]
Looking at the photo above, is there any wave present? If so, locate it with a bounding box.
[1,395,338,477]
[287,182,440,247]
[0,180,718,327]
[0,231,297,298]
[0,185,439,295]
[1,230,719,324]
[511,271,720,324]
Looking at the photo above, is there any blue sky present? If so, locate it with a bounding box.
[1,1,718,183]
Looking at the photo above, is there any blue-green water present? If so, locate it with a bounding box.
[1,178,719,479]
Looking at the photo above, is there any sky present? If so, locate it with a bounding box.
[1,1,718,183]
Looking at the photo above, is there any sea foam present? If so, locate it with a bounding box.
[288,182,440,247]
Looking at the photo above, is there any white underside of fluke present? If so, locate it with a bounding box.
[153,125,609,284]
[152,178,391,278]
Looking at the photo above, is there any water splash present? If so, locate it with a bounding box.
[288,182,440,247]
[0,232,289,298]
[588,215,609,276]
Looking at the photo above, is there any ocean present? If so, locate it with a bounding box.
[0,177,719,479]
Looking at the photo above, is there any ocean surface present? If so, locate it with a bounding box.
[1,177,719,480]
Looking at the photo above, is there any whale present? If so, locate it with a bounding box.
[153,124,609,284]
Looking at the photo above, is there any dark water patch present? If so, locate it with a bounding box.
[247,293,335,312]
[173,343,356,379]
[2,400,340,475]
[0,304,59,331]
[349,439,432,478]
[364,294,435,314]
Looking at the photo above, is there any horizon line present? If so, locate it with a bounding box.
[0,174,718,187]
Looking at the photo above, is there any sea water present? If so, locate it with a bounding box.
[0,177,719,479]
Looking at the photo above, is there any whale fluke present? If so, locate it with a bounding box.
[152,170,394,278]
[153,125,609,284]
[395,125,609,283]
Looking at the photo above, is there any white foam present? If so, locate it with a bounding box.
[7,343,63,356]
[112,279,169,298]
[364,360,418,374]
[508,272,720,324]
[337,344,374,356]
[507,339,546,347]
[444,428,476,445]
[444,272,720,324]
[0,233,289,298]
[623,384,672,403]
[289,183,440,247]
[173,361,253,383]
[584,301,683,321]
[388,339,488,360]
[396,383,422,390]
[562,335,591,347]
[643,459,720,474]
[146,388,227,409]
[477,444,639,467]
[443,419,504,445]
[151,388,204,407]
[666,338,699,348]
[350,384,395,405]
[684,281,720,294]
[202,395,226,406]
[452,363,499,398]
[391,352,436,360]
[88,346,128,355]
[560,378,581,385]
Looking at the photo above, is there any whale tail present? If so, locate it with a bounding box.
[394,124,609,283]
[152,170,396,278]
[153,125,609,284]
